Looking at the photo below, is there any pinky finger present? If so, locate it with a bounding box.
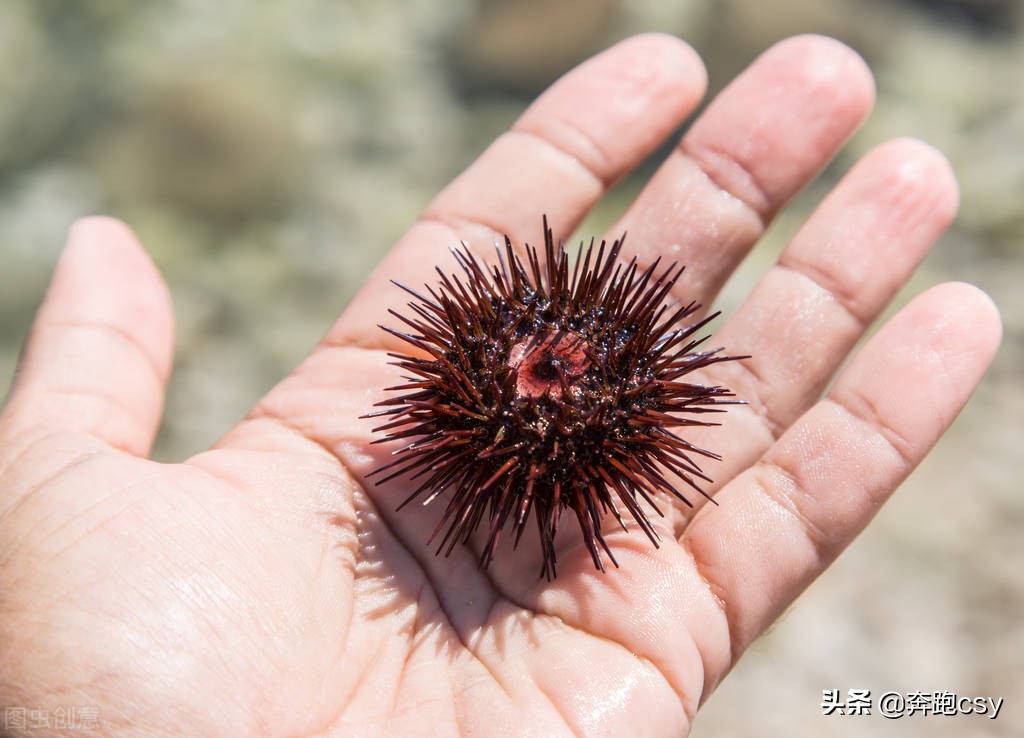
[679,282,1001,677]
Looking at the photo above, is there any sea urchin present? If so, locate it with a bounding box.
[366,218,743,579]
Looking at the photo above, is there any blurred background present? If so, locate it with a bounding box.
[0,1,1020,735]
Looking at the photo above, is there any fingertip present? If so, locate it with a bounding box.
[850,281,1004,434]
[67,214,139,248]
[62,216,147,281]
[918,281,1003,360]
[872,137,961,226]
[64,216,166,293]
[761,34,876,116]
[615,32,708,102]
[54,216,174,378]
[515,32,708,185]
[532,30,708,115]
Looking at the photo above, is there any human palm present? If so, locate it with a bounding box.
[0,35,1001,737]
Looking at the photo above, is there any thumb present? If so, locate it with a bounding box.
[3,217,175,457]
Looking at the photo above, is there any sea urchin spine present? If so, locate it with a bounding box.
[366,218,744,579]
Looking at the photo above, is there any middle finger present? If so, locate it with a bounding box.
[606,35,875,308]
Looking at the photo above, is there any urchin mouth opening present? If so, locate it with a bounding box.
[508,328,592,399]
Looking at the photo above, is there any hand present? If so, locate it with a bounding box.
[0,34,1001,737]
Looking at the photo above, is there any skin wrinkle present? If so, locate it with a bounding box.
[215,416,346,460]
[327,628,373,725]
[419,207,519,252]
[677,534,732,703]
[537,625,644,737]
[824,391,917,472]
[910,314,973,430]
[390,585,427,718]
[395,555,515,716]
[33,317,171,386]
[420,129,606,236]
[609,154,765,299]
[447,674,512,738]
[37,476,156,565]
[533,678,586,738]
[703,513,802,667]
[43,386,149,451]
[696,264,864,419]
[9,318,169,457]
[605,53,872,322]
[448,663,463,738]
[704,352,786,441]
[330,606,405,733]
[677,46,871,227]
[678,138,770,228]
[509,623,594,738]
[506,126,609,190]
[413,211,519,271]
[328,568,428,736]
[773,259,871,332]
[315,325,395,355]
[0,427,99,491]
[241,403,359,471]
[0,447,108,536]
[748,457,833,563]
[332,603,390,719]
[374,696,459,738]
[464,602,586,738]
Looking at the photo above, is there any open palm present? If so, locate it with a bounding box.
[0,35,1001,738]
